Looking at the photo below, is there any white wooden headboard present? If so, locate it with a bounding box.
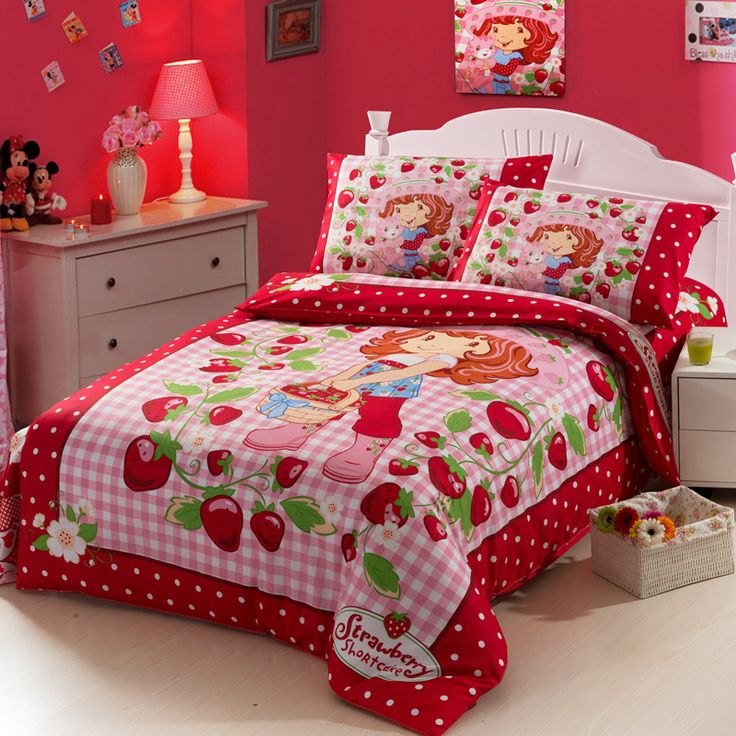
[365,109,736,324]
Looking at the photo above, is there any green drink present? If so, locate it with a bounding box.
[687,331,714,365]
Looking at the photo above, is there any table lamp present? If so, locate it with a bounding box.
[149,59,218,204]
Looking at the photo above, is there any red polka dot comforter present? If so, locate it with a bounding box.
[0,272,677,735]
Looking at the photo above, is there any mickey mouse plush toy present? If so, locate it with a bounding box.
[28,162,67,226]
[0,135,40,232]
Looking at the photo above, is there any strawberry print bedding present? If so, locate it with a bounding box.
[0,273,676,735]
[311,153,552,280]
[451,183,717,329]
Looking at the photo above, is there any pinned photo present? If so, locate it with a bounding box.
[99,43,125,73]
[62,12,89,44]
[120,1,142,28]
[24,0,46,22]
[41,61,65,92]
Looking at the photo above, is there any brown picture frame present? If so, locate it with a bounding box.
[266,0,321,62]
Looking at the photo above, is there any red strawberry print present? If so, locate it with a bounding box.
[480,273,493,285]
[557,193,572,203]
[359,195,369,204]
[439,239,451,252]
[548,433,568,470]
[534,69,548,83]
[507,257,519,268]
[424,515,447,542]
[610,197,624,205]
[587,361,615,401]
[258,363,285,371]
[495,277,507,287]
[577,291,592,303]
[200,358,240,373]
[626,261,641,274]
[509,216,521,226]
[596,283,611,298]
[430,257,450,277]
[389,459,418,477]
[587,404,600,432]
[500,476,520,508]
[365,235,376,246]
[339,255,353,271]
[213,375,236,384]
[504,192,518,203]
[278,335,308,345]
[209,407,243,426]
[207,449,233,477]
[470,432,493,455]
[524,201,541,214]
[349,169,361,181]
[488,209,506,226]
[454,170,466,180]
[345,220,357,232]
[201,496,243,552]
[459,224,469,240]
[275,457,308,488]
[400,162,415,173]
[486,253,497,265]
[604,262,622,278]
[383,611,411,639]
[434,177,445,185]
[337,190,354,209]
[414,431,442,448]
[454,246,465,258]
[142,397,188,423]
[610,208,622,218]
[548,339,568,348]
[360,483,414,528]
[469,187,482,201]
[487,401,531,441]
[455,7,466,17]
[490,238,503,250]
[636,215,647,225]
[412,264,430,279]
[123,436,172,492]
[586,199,600,209]
[211,333,246,346]
[470,485,492,526]
[550,81,565,96]
[345,325,370,333]
[342,235,352,246]
[633,247,645,258]
[250,509,285,552]
[428,456,466,499]
[370,175,386,190]
[582,272,594,285]
[269,345,293,356]
[451,159,466,166]
[430,164,443,174]
[622,227,640,243]
[356,257,367,268]
[341,532,357,562]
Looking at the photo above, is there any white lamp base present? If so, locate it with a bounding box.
[170,118,207,205]
[169,188,206,204]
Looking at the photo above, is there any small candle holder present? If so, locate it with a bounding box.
[64,219,77,234]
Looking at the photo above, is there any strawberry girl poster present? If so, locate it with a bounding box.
[455,0,566,96]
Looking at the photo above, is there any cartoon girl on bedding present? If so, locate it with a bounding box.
[526,214,605,295]
[471,3,559,95]
[245,330,538,484]
[378,194,454,274]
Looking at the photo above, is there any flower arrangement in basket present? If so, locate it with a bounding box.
[102,105,162,153]
[102,105,163,217]
[595,504,678,548]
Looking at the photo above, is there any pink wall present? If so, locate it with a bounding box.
[0,1,192,217]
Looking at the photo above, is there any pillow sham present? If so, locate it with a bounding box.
[450,183,718,328]
[310,153,553,280]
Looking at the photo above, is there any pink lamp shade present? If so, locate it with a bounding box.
[149,60,218,121]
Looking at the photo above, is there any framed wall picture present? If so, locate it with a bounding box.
[266,0,321,62]
[455,0,566,96]
[686,1,736,62]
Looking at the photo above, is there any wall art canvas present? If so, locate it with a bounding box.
[686,1,736,62]
[455,0,566,96]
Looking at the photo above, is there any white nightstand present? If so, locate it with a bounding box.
[672,326,736,489]
[1,196,267,426]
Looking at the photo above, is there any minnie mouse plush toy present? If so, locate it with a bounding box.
[0,135,40,232]
[28,161,67,226]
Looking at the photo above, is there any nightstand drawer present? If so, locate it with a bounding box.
[76,228,245,317]
[78,286,245,376]
[679,430,736,484]
[678,378,736,432]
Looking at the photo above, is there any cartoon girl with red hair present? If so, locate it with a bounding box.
[472,2,559,95]
[245,329,538,484]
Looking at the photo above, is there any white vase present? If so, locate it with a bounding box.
[107,147,147,216]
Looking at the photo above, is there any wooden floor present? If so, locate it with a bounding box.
[1,493,735,736]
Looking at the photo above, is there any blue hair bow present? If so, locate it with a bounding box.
[259,391,311,419]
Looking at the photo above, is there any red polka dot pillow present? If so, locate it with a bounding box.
[449,183,718,328]
[310,153,553,280]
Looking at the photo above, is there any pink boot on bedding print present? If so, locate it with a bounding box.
[322,433,391,484]
[243,422,324,451]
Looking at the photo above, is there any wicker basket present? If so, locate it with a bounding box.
[589,486,735,598]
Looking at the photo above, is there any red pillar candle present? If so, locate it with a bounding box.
[90,194,113,225]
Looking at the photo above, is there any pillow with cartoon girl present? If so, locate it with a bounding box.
[311,153,553,281]
[449,182,718,329]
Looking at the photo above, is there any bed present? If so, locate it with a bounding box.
[0,109,733,736]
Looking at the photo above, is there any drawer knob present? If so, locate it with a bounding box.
[108,338,118,350]
[106,277,116,289]
[211,256,221,268]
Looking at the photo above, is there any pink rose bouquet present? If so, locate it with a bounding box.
[102,105,162,153]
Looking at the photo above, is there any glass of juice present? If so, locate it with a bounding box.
[687,331,714,365]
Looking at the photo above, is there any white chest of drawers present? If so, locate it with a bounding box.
[672,326,736,489]
[1,197,267,426]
